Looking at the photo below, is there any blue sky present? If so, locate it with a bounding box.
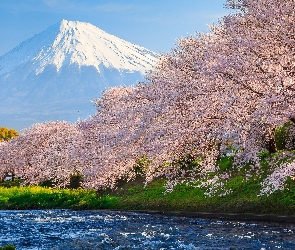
[0,0,231,56]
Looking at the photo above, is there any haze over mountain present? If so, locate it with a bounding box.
[0,20,158,130]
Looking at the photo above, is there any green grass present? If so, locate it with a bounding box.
[107,177,295,215]
[103,154,295,215]
[1,177,295,214]
[0,186,118,210]
[1,155,295,215]
[0,245,15,250]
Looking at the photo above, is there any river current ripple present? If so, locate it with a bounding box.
[0,210,295,249]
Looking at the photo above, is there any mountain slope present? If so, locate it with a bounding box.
[0,20,158,130]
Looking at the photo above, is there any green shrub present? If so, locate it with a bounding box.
[0,127,18,141]
[275,121,295,150]
[0,178,21,188]
[0,186,118,210]
[132,155,151,178]
[0,245,16,250]
[217,156,233,172]
[69,172,82,189]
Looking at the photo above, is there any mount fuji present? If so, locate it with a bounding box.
[0,20,158,130]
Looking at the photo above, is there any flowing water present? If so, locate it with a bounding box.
[0,210,295,249]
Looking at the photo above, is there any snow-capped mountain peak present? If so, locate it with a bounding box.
[0,20,158,130]
[0,19,157,75]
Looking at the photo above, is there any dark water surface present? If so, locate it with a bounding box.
[0,210,295,249]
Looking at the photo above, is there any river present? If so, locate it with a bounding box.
[0,210,295,249]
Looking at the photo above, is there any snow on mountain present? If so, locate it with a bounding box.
[0,20,158,130]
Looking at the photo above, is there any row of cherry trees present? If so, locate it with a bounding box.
[1,0,295,193]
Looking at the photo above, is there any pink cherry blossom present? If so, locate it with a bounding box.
[1,0,295,195]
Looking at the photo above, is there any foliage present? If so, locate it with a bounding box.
[0,186,117,210]
[275,122,295,150]
[69,172,83,189]
[0,127,18,142]
[0,245,15,250]
[0,178,21,188]
[132,155,151,179]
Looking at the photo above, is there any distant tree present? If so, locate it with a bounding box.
[0,127,18,142]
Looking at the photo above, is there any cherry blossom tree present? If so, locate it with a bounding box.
[70,86,149,189]
[68,0,295,191]
[2,0,295,194]
[212,0,295,157]
[0,121,79,187]
[145,0,295,166]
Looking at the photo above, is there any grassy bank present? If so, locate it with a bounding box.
[0,186,117,210]
[0,155,295,215]
[0,178,295,215]
[0,178,294,215]
[106,178,295,215]
[104,153,295,215]
[0,245,15,250]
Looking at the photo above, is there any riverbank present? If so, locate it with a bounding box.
[0,245,15,250]
[0,155,295,217]
[0,177,295,218]
[102,182,295,219]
